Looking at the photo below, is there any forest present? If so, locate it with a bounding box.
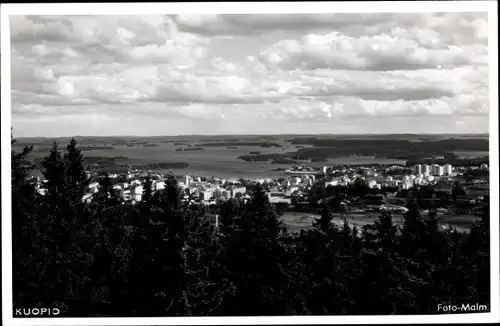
[287,138,489,162]
[12,138,490,317]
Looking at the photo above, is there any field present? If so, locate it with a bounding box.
[282,211,480,234]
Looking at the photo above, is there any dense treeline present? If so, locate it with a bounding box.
[12,138,491,316]
[287,138,488,161]
[406,152,489,167]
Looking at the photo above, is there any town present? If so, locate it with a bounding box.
[30,162,489,218]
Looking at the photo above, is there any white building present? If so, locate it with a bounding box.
[368,180,378,188]
[324,180,338,187]
[154,181,165,191]
[131,185,143,202]
[184,175,191,187]
[414,177,426,186]
[422,165,430,176]
[88,182,99,194]
[200,188,217,201]
[229,186,246,197]
[130,179,141,186]
[431,164,443,176]
[414,164,422,175]
[399,181,413,190]
[386,180,400,187]
[443,164,453,175]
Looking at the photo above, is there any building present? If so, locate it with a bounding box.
[430,164,443,176]
[422,165,430,176]
[386,179,400,187]
[154,181,165,191]
[398,181,412,190]
[229,186,246,197]
[414,164,422,175]
[199,188,217,201]
[88,182,99,194]
[443,164,453,175]
[131,185,143,202]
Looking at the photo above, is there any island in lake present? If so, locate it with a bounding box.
[195,141,282,147]
[176,147,204,151]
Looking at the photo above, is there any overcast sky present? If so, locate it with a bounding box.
[10,13,489,137]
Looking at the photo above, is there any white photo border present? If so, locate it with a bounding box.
[1,1,498,325]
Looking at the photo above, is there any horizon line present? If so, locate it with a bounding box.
[13,132,491,139]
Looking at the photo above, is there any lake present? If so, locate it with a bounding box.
[77,143,406,179]
[21,142,406,179]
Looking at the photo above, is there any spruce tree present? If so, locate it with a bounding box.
[64,138,89,203]
[374,210,397,249]
[42,141,66,199]
[313,202,334,234]
[142,174,153,204]
[221,183,291,315]
[11,136,40,310]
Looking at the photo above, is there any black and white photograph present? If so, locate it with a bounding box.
[1,1,499,325]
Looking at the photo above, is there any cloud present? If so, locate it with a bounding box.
[258,31,487,71]
[9,13,490,136]
[172,13,487,45]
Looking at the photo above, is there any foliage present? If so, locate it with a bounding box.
[11,138,491,316]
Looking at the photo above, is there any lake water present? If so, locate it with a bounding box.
[22,142,406,179]
[79,143,406,179]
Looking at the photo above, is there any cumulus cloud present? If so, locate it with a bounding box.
[9,12,490,136]
[258,31,487,71]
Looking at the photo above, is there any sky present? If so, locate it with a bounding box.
[9,13,490,137]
